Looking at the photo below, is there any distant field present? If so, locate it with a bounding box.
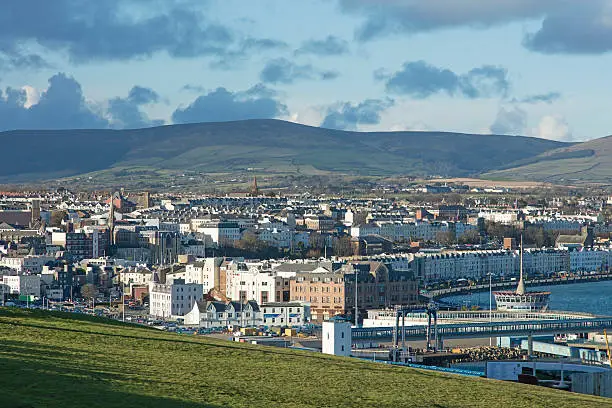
[0,308,605,407]
[429,178,555,189]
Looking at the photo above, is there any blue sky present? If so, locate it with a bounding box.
[1,0,612,142]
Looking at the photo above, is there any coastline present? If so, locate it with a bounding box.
[428,272,612,300]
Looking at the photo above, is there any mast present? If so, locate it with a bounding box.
[516,235,526,295]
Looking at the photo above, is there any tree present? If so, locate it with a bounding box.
[436,231,456,246]
[458,229,481,245]
[333,236,354,257]
[81,284,97,300]
[50,210,67,227]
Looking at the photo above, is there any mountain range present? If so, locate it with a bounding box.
[1,119,607,184]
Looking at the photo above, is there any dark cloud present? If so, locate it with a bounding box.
[260,58,339,84]
[181,84,206,93]
[518,92,561,104]
[209,37,288,70]
[171,87,288,124]
[523,3,612,54]
[381,61,509,99]
[339,0,554,41]
[295,36,350,56]
[127,86,160,105]
[490,107,527,135]
[0,46,51,72]
[108,86,164,129]
[0,0,234,63]
[340,1,612,55]
[321,98,394,130]
[0,73,109,131]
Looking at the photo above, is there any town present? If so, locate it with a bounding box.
[2,183,612,397]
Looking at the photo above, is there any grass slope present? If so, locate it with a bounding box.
[0,308,605,408]
[485,135,612,183]
[0,119,566,182]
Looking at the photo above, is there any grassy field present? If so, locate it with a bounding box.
[0,308,606,408]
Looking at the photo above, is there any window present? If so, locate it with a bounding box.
[341,332,344,339]
[341,345,344,352]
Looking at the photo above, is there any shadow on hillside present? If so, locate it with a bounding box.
[0,318,347,364]
[0,348,220,408]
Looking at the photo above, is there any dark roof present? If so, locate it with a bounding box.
[556,234,587,244]
[0,211,30,227]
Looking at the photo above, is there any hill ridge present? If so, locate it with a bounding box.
[0,119,568,183]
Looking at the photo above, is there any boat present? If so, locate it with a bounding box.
[494,236,550,311]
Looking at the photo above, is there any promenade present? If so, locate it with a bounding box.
[427,272,612,300]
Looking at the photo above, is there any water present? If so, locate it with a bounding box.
[439,280,612,316]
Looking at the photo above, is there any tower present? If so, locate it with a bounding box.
[251,176,259,196]
[142,191,151,209]
[108,193,115,246]
[30,199,41,228]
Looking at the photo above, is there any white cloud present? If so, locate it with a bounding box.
[21,85,40,108]
[532,114,573,141]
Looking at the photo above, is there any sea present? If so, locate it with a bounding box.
[439,280,612,316]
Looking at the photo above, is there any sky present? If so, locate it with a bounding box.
[1,0,612,142]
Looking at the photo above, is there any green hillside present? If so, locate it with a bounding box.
[484,136,612,183]
[0,308,604,408]
[0,120,566,182]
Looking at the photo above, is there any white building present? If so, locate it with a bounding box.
[569,249,608,272]
[2,274,41,298]
[478,211,519,225]
[322,320,352,356]
[119,269,152,286]
[225,264,286,304]
[197,221,241,247]
[169,258,223,292]
[183,300,261,328]
[149,278,204,319]
[261,302,309,327]
[0,256,55,273]
[413,250,517,283]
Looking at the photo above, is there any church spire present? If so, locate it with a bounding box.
[108,193,115,245]
[516,234,526,295]
[251,176,259,196]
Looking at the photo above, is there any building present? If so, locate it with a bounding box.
[222,260,299,304]
[183,258,224,291]
[261,302,309,327]
[2,274,41,298]
[304,215,335,232]
[0,255,55,273]
[556,226,594,250]
[183,300,261,328]
[197,221,241,247]
[149,278,204,318]
[322,319,352,356]
[290,261,417,322]
[350,235,393,256]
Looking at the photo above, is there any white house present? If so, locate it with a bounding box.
[149,278,204,319]
[183,300,261,328]
[261,302,309,327]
